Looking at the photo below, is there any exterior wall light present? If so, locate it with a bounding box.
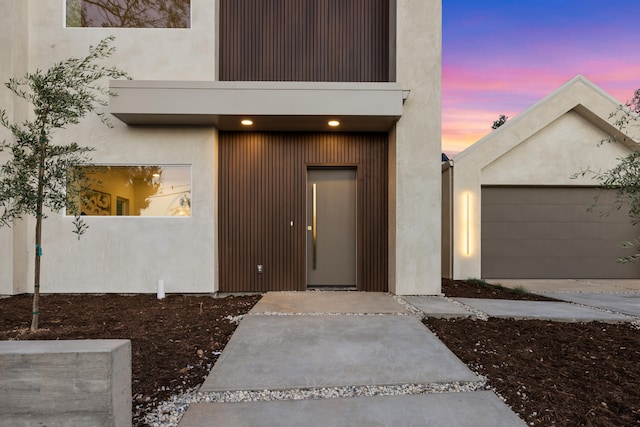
[463,191,472,256]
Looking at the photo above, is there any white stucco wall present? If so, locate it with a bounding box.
[0,1,29,295]
[482,111,630,185]
[0,3,16,295]
[449,76,637,280]
[3,0,219,294]
[390,0,442,295]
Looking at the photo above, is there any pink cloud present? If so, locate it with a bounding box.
[442,59,640,155]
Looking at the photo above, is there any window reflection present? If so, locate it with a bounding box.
[66,0,191,28]
[67,165,191,217]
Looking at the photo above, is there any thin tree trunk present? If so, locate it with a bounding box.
[31,131,47,332]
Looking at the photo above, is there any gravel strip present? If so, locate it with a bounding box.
[444,297,490,321]
[391,295,427,318]
[198,380,487,402]
[248,311,411,316]
[142,380,488,426]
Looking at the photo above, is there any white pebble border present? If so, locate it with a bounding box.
[391,295,427,318]
[199,380,487,403]
[249,311,411,316]
[443,296,490,321]
[142,380,488,427]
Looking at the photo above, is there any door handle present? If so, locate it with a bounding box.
[312,183,317,270]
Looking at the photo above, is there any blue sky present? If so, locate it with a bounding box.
[442,1,640,155]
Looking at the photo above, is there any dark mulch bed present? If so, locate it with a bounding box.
[430,278,640,426]
[0,293,261,426]
[442,277,557,300]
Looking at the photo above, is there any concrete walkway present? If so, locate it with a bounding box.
[179,292,526,426]
[179,289,639,426]
[488,278,640,294]
[486,278,640,318]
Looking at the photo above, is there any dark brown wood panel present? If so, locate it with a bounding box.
[219,132,388,292]
[219,0,390,82]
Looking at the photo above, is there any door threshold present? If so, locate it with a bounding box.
[307,285,357,291]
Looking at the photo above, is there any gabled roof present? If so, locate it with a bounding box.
[454,75,638,168]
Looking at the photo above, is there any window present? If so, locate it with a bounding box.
[66,0,191,28]
[67,165,191,217]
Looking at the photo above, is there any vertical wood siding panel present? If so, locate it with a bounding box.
[219,0,389,81]
[219,132,387,292]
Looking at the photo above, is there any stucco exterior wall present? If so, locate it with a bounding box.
[3,0,219,294]
[482,111,630,185]
[389,0,442,295]
[0,1,29,294]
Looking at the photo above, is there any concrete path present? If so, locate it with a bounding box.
[489,278,640,293]
[249,291,408,314]
[403,296,476,319]
[453,298,634,322]
[541,292,640,317]
[179,292,526,427]
[480,279,640,319]
[181,392,524,427]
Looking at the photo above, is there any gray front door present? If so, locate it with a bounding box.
[306,168,357,287]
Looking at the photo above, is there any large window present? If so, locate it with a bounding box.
[66,0,191,28]
[67,165,191,217]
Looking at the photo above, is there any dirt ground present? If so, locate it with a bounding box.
[431,278,640,426]
[1,281,639,426]
[0,293,261,426]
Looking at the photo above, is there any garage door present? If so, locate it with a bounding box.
[482,187,640,279]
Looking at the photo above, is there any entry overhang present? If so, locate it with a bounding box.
[109,81,405,132]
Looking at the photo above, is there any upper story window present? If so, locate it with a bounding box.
[66,0,191,28]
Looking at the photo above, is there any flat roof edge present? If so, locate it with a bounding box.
[109,80,404,130]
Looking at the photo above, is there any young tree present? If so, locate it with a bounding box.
[578,89,640,263]
[0,36,128,331]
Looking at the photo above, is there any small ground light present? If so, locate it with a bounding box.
[241,119,253,126]
[328,120,340,127]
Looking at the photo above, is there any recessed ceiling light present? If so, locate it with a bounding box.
[241,119,253,126]
[328,120,340,127]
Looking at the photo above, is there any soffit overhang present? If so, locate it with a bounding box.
[109,81,406,132]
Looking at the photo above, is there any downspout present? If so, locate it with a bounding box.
[447,160,454,279]
[441,158,454,279]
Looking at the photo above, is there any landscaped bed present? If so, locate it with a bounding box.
[1,281,638,426]
[430,278,640,426]
[0,293,261,426]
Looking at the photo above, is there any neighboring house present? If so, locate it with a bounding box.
[0,0,442,295]
[443,75,640,281]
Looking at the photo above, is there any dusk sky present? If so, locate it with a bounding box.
[442,1,640,156]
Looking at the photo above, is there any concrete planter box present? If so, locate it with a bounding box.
[0,339,132,427]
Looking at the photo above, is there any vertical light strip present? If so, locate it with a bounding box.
[313,183,317,270]
[465,192,471,256]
